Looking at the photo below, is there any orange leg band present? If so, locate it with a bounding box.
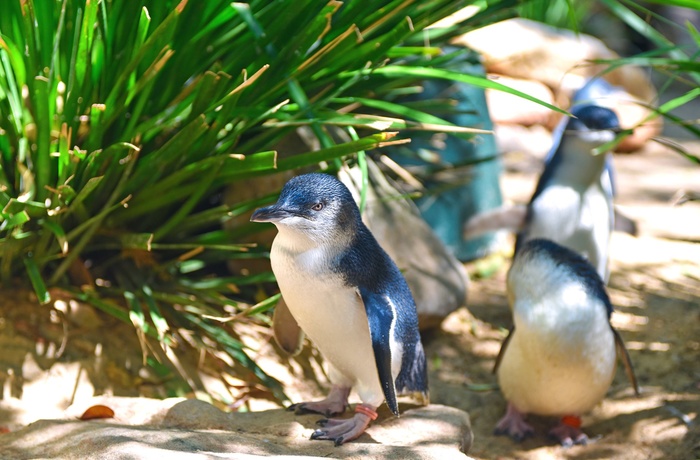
[355,404,378,420]
[561,415,582,428]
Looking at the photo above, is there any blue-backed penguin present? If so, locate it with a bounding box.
[251,173,428,445]
[515,104,622,281]
[494,238,639,446]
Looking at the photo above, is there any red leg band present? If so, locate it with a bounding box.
[561,415,582,428]
[355,404,378,420]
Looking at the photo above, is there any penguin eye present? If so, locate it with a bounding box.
[311,202,324,211]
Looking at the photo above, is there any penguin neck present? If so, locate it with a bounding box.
[552,138,609,190]
[273,220,357,258]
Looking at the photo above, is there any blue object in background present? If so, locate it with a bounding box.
[385,48,503,261]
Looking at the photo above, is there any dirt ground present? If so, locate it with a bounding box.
[0,139,698,459]
[423,139,700,460]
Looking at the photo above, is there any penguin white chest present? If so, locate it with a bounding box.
[269,234,382,400]
[529,184,610,276]
[498,273,617,416]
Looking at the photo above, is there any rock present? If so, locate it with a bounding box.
[453,18,655,100]
[493,123,553,159]
[0,397,474,459]
[486,76,555,127]
[451,18,661,152]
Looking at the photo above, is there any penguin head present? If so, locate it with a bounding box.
[250,173,361,243]
[566,105,621,147]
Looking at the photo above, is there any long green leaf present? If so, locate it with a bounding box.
[363,65,568,115]
[24,256,50,304]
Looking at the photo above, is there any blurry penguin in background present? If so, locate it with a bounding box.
[251,173,428,446]
[567,78,638,237]
[494,238,639,446]
[514,104,623,281]
[465,80,638,279]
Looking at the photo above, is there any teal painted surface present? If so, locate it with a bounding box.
[386,48,503,261]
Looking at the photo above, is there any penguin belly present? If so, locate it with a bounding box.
[497,296,617,416]
[271,243,385,407]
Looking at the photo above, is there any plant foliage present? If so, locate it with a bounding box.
[4,0,695,405]
[0,0,533,403]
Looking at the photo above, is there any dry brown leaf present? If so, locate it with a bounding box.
[79,405,115,420]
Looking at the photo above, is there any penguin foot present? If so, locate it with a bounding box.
[549,416,588,447]
[494,403,534,442]
[288,385,351,417]
[310,404,377,446]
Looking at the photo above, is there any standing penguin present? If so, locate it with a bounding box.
[515,104,622,281]
[494,238,639,446]
[251,173,428,445]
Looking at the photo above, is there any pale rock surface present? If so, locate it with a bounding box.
[493,124,554,159]
[449,18,660,152]
[486,76,556,127]
[0,396,473,459]
[453,18,655,102]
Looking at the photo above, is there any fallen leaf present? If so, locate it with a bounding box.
[80,405,115,420]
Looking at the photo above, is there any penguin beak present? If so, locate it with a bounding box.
[250,205,294,223]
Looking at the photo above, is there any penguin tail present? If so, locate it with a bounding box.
[395,340,429,405]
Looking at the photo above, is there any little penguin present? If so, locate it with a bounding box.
[494,238,639,446]
[515,104,622,281]
[250,172,429,445]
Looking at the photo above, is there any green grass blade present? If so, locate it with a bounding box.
[24,255,50,304]
[363,66,568,115]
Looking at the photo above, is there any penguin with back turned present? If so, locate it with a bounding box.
[251,173,428,446]
[515,104,622,281]
[494,238,639,446]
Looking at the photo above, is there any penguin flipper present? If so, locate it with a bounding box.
[359,287,399,416]
[493,326,515,374]
[612,327,640,396]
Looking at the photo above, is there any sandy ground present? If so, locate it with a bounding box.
[0,139,698,459]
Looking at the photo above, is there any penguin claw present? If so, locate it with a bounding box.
[494,426,533,442]
[286,403,313,415]
[286,387,350,417]
[307,411,373,445]
[553,434,588,448]
[286,403,301,412]
[287,402,338,417]
[493,428,534,443]
[548,418,590,447]
[494,403,534,442]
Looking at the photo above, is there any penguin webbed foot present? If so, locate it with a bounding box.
[310,404,376,446]
[287,385,350,417]
[548,416,589,447]
[287,402,343,417]
[494,403,534,442]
